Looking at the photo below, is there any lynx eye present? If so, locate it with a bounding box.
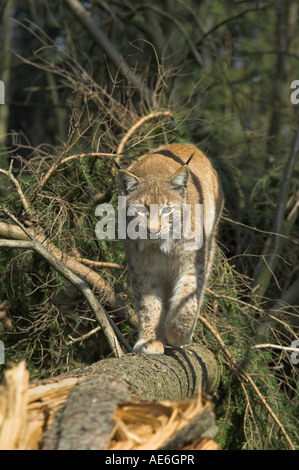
[133,205,148,215]
[161,206,174,214]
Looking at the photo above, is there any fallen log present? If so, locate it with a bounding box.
[0,343,220,450]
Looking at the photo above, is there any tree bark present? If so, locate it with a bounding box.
[42,344,219,450]
[266,0,297,162]
[0,0,15,196]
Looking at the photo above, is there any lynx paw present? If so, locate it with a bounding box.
[133,339,164,355]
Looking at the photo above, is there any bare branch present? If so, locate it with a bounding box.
[0,220,124,319]
[0,165,35,219]
[67,325,102,345]
[254,343,299,353]
[61,152,119,165]
[76,258,125,271]
[0,239,34,249]
[0,234,132,357]
[196,3,271,47]
[116,110,174,159]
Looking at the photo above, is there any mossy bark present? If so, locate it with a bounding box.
[43,344,219,450]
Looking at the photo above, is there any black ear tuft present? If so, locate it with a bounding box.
[186,151,195,166]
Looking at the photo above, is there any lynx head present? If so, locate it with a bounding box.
[118,161,191,253]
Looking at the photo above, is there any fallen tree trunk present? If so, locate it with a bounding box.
[0,343,220,450]
[43,344,219,450]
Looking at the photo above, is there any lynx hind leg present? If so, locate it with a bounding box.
[133,339,164,355]
[165,298,200,347]
[165,320,195,348]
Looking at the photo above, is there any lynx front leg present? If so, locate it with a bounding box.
[166,273,203,347]
[133,293,165,355]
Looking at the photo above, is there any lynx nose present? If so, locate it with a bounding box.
[148,228,159,238]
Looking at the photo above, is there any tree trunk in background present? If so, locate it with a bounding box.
[266,0,297,164]
[0,0,15,196]
[28,0,67,145]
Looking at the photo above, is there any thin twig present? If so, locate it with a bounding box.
[76,258,125,270]
[0,166,34,218]
[61,152,121,165]
[222,215,297,242]
[1,207,34,240]
[67,325,102,345]
[206,288,264,314]
[197,311,244,379]
[196,4,270,47]
[254,343,299,353]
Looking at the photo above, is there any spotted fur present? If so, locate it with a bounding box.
[118,144,223,354]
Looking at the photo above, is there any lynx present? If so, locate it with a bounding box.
[118,144,223,354]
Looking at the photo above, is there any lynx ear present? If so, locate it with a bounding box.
[169,165,190,191]
[118,170,139,193]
